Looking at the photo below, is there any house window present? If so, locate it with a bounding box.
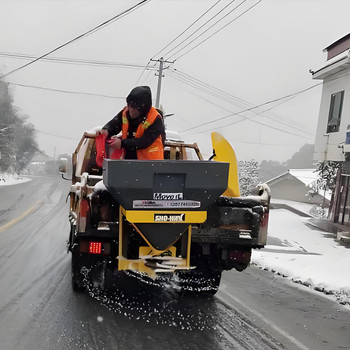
[327,90,344,133]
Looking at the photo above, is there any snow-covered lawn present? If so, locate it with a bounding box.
[0,173,32,186]
[252,205,350,306]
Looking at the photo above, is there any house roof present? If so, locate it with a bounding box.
[312,50,350,80]
[267,169,317,186]
[288,169,318,186]
[323,33,350,59]
[312,33,350,79]
[266,169,331,200]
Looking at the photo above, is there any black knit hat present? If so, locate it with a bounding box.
[126,86,152,114]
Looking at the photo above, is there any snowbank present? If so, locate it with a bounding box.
[252,207,350,306]
[0,173,32,186]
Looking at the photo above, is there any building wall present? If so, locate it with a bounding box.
[314,69,350,162]
[268,175,325,204]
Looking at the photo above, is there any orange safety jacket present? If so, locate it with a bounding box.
[121,106,164,160]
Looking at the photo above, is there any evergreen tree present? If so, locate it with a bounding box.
[315,161,339,195]
[0,81,17,172]
[14,115,38,172]
[0,80,38,173]
[238,160,261,196]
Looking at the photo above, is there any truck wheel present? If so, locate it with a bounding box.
[179,269,222,297]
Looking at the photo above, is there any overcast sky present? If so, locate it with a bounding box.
[1,0,350,162]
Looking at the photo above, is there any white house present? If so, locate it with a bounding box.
[313,33,350,161]
[312,33,350,225]
[266,169,329,205]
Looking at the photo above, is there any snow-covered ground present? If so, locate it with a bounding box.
[252,199,350,306]
[0,173,32,186]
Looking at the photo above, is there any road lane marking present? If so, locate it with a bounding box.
[0,200,43,234]
[217,288,310,350]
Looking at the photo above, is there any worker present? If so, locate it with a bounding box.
[97,86,165,160]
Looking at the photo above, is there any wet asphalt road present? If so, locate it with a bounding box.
[0,175,349,350]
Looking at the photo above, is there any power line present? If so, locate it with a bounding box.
[177,68,350,135]
[35,129,77,141]
[168,70,311,139]
[174,0,261,61]
[167,0,247,60]
[186,95,314,138]
[168,69,314,136]
[170,68,257,109]
[0,0,149,79]
[135,59,154,85]
[182,92,313,139]
[8,82,125,99]
[179,81,323,133]
[162,0,238,59]
[151,0,222,60]
[0,51,151,70]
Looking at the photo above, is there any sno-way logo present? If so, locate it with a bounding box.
[153,192,183,200]
[154,214,185,222]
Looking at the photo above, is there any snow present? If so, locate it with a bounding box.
[93,180,107,192]
[0,173,32,186]
[288,169,318,187]
[271,198,320,215]
[252,200,350,306]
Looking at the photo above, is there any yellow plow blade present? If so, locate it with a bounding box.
[211,132,240,197]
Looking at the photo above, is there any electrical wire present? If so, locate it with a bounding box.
[8,82,125,99]
[168,69,315,136]
[179,81,323,133]
[0,51,151,69]
[168,71,311,139]
[177,68,350,134]
[167,0,248,60]
[134,59,158,85]
[151,0,222,60]
[0,0,149,79]
[185,95,314,138]
[162,0,238,59]
[35,129,77,141]
[174,0,261,61]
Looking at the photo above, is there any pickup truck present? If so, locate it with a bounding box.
[60,130,270,296]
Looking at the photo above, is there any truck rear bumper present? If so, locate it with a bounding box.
[192,227,263,248]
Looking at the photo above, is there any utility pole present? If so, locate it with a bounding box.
[155,57,164,108]
[150,57,174,108]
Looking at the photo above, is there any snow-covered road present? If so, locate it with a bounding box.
[1,175,350,349]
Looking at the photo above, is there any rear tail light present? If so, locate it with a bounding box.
[78,241,111,255]
[89,242,102,254]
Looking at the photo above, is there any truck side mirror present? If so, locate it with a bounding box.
[59,158,71,181]
[59,158,68,174]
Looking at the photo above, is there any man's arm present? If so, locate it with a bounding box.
[102,111,123,136]
[122,116,164,151]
